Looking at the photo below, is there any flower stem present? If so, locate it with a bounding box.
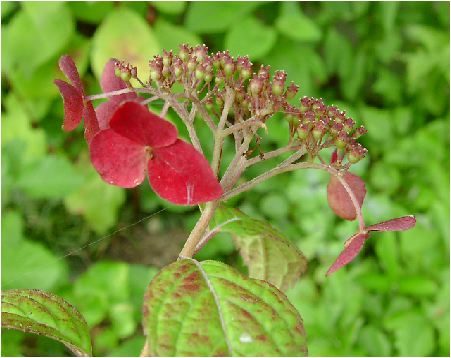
[178,201,219,258]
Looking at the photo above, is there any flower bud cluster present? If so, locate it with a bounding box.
[128,44,368,166]
[113,60,137,82]
[293,97,368,164]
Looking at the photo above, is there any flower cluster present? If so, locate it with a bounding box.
[54,44,415,275]
[55,55,222,205]
[141,44,368,167]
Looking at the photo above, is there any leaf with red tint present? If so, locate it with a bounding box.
[110,102,177,148]
[327,172,366,220]
[54,80,84,131]
[89,129,147,188]
[366,215,416,232]
[101,60,137,102]
[58,55,84,94]
[83,102,100,143]
[326,233,369,276]
[149,140,223,205]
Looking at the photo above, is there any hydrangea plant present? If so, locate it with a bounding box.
[2,44,416,356]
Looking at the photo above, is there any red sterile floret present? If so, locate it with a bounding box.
[326,215,416,275]
[327,172,366,220]
[148,140,224,205]
[90,101,223,205]
[58,55,84,94]
[55,55,101,141]
[54,79,84,131]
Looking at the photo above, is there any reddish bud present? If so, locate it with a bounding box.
[327,172,366,220]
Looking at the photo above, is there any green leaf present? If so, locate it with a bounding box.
[2,289,92,357]
[2,94,47,165]
[152,1,186,15]
[16,155,85,199]
[2,238,66,291]
[384,311,435,356]
[275,2,321,43]
[2,2,74,74]
[213,206,307,291]
[69,1,114,24]
[397,275,438,297]
[185,2,262,34]
[91,7,160,81]
[64,157,125,234]
[225,17,276,60]
[143,259,307,356]
[153,18,202,51]
[358,325,392,356]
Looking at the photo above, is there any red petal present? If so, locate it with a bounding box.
[54,79,84,131]
[101,60,138,102]
[110,102,178,148]
[366,215,416,232]
[148,140,223,205]
[327,172,366,220]
[326,233,369,276]
[58,55,84,94]
[89,129,147,188]
[83,102,100,143]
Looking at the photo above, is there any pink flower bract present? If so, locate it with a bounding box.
[90,101,223,205]
[327,172,366,220]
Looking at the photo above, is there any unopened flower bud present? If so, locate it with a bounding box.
[195,68,204,80]
[312,120,326,140]
[343,117,355,132]
[114,67,122,77]
[179,44,191,62]
[297,123,310,140]
[120,71,131,82]
[334,131,347,149]
[286,82,299,100]
[353,125,368,139]
[249,76,262,96]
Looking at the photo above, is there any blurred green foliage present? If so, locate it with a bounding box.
[1,1,449,356]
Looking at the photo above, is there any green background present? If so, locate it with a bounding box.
[2,1,449,356]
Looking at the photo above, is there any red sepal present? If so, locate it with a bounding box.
[327,172,366,221]
[89,129,147,188]
[366,216,416,232]
[148,140,223,205]
[109,102,178,148]
[54,79,84,132]
[326,233,369,276]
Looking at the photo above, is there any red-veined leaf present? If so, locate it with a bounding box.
[54,80,84,132]
[149,140,223,205]
[326,232,369,275]
[110,102,178,147]
[90,129,147,188]
[327,172,366,220]
[366,215,416,232]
